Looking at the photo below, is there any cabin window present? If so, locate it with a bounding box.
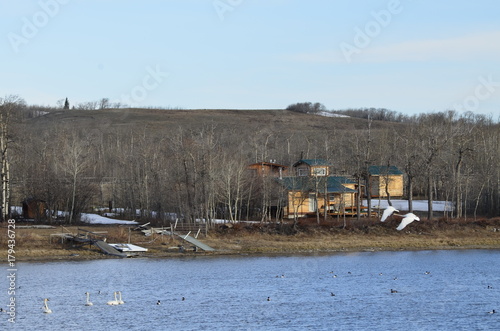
[298,168,308,176]
[312,167,326,176]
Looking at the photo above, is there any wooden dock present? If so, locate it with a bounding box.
[175,232,215,251]
[94,240,128,258]
[139,222,214,252]
[154,229,215,252]
[55,228,128,257]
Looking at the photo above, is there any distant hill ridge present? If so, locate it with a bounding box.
[24,107,402,134]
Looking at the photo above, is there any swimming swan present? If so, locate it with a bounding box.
[43,298,52,313]
[107,292,119,305]
[117,291,124,305]
[85,292,93,306]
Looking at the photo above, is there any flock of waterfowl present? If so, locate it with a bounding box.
[40,291,125,313]
[39,291,189,313]
[324,269,497,315]
[21,277,500,317]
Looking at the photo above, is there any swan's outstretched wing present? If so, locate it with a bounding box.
[396,213,420,231]
[381,206,399,222]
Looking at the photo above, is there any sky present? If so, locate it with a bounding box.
[1,0,500,117]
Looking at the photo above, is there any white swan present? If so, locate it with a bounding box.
[107,292,119,305]
[43,298,52,313]
[117,291,124,305]
[396,213,420,231]
[380,206,420,231]
[85,292,93,306]
[380,206,399,222]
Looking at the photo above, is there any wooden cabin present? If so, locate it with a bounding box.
[278,176,359,219]
[368,165,404,198]
[248,161,288,178]
[22,198,47,220]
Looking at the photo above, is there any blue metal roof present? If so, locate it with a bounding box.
[293,159,332,167]
[278,176,357,193]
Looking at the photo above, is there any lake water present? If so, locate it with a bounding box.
[1,250,499,330]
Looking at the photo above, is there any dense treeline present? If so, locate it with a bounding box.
[2,96,500,225]
[330,107,412,122]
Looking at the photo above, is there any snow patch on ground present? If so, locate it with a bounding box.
[81,213,138,225]
[317,111,350,118]
[367,200,453,212]
[12,199,452,225]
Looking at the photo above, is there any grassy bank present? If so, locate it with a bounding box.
[1,217,500,262]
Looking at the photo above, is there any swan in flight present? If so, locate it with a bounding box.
[380,206,399,222]
[107,292,119,305]
[85,292,93,306]
[117,291,125,305]
[396,213,420,231]
[43,298,52,313]
[380,206,420,231]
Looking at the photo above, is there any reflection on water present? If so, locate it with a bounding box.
[1,250,499,330]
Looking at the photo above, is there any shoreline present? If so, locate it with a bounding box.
[2,221,500,262]
[4,239,500,263]
[5,245,500,263]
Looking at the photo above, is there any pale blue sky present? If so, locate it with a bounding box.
[1,0,500,116]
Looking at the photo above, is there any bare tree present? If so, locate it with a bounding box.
[0,95,25,221]
[286,102,326,114]
[99,98,110,110]
[416,112,460,220]
[59,132,91,223]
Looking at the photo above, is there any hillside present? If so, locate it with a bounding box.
[22,108,402,134]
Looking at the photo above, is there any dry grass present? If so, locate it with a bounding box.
[1,217,499,261]
[25,108,400,138]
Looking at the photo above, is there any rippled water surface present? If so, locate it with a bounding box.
[1,250,499,330]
